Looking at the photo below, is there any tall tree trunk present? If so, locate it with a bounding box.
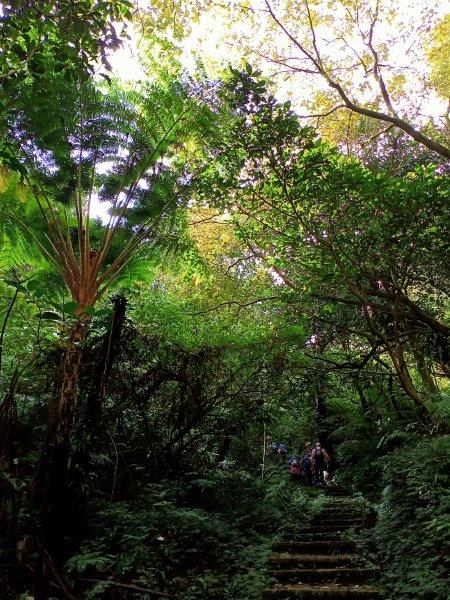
[0,369,19,590]
[68,297,128,537]
[387,374,406,421]
[407,335,439,396]
[217,427,236,463]
[34,318,89,600]
[386,339,424,408]
[55,318,89,448]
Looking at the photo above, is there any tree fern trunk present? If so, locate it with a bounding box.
[34,318,88,599]
[56,318,88,447]
[68,296,127,534]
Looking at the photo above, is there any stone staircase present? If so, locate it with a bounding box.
[263,487,383,599]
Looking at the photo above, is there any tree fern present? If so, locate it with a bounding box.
[3,71,215,306]
[0,66,221,579]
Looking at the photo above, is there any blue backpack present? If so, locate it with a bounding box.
[301,455,312,470]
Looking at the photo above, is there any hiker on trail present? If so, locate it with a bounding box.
[311,442,330,485]
[277,443,287,455]
[288,456,301,481]
[268,441,287,455]
[269,441,279,453]
[300,451,313,486]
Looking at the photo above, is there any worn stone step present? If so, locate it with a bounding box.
[320,506,358,518]
[312,523,364,531]
[321,498,353,504]
[262,583,382,599]
[306,524,363,533]
[318,515,363,523]
[268,553,364,568]
[316,518,364,525]
[287,531,347,542]
[319,503,354,509]
[273,541,357,553]
[323,489,352,496]
[268,567,378,584]
[264,489,383,598]
[323,495,354,501]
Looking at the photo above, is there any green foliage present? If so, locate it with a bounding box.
[66,472,274,599]
[193,67,450,414]
[375,435,450,599]
[0,0,132,83]
[427,392,450,425]
[282,483,327,536]
[334,418,419,500]
[1,22,450,600]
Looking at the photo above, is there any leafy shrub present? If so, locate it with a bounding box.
[375,435,450,600]
[66,472,275,599]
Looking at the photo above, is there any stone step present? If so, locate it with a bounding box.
[323,495,354,500]
[268,567,378,584]
[264,491,383,599]
[318,515,362,523]
[268,553,364,568]
[286,531,348,542]
[306,524,363,533]
[323,489,352,496]
[320,509,357,515]
[262,583,382,599]
[322,503,354,507]
[317,518,364,525]
[293,521,364,534]
[321,500,354,504]
[273,541,357,553]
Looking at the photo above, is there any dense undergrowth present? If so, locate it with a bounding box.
[3,429,449,599]
[337,428,450,600]
[63,465,326,600]
[3,408,450,600]
[375,435,450,600]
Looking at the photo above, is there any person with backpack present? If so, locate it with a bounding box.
[311,442,330,485]
[300,451,313,486]
[277,443,287,455]
[287,456,301,481]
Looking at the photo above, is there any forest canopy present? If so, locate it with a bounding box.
[0,1,449,599]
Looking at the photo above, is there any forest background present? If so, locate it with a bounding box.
[0,1,449,599]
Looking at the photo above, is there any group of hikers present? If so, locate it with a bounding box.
[267,437,331,486]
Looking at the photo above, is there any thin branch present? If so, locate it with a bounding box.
[78,578,174,598]
[0,44,42,82]
[39,545,77,600]
[359,123,395,148]
[366,0,399,118]
[296,104,346,119]
[328,78,450,157]
[188,296,281,315]
[0,285,20,373]
[264,0,450,159]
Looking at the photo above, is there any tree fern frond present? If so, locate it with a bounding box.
[2,65,222,308]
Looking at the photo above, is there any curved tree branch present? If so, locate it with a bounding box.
[264,0,450,159]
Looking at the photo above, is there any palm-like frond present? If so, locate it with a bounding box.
[2,70,218,307]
